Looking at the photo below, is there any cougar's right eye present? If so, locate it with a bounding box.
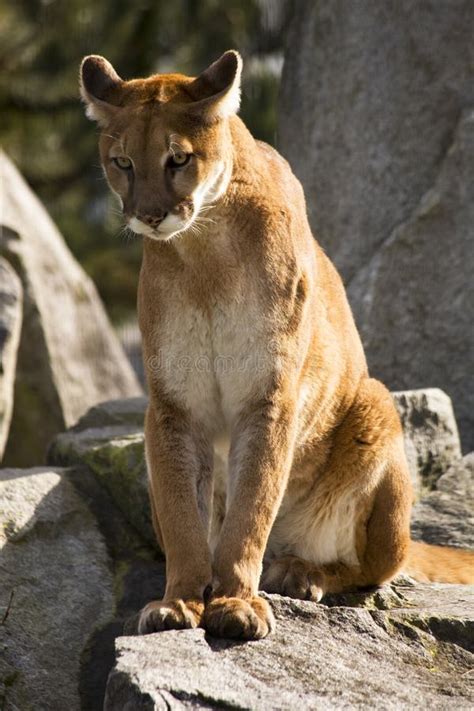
[113,156,133,170]
[167,150,191,169]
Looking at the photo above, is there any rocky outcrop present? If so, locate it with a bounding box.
[0,150,142,467]
[278,1,474,450]
[0,259,22,461]
[393,389,462,494]
[412,453,474,549]
[49,397,152,543]
[0,467,114,711]
[349,112,474,454]
[105,584,474,710]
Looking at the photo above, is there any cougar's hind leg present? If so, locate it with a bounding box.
[262,461,411,600]
[262,378,412,599]
[261,554,327,601]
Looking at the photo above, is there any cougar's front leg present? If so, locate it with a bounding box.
[203,397,297,640]
[138,401,213,634]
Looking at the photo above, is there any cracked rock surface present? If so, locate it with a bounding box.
[0,467,114,711]
[392,389,461,495]
[106,586,474,711]
[411,453,474,550]
[278,1,474,450]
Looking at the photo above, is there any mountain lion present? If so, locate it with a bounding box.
[80,50,473,640]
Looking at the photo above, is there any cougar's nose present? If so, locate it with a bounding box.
[137,212,168,228]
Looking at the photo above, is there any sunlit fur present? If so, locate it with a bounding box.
[81,51,474,641]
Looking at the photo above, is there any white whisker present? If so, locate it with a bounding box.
[116,223,136,245]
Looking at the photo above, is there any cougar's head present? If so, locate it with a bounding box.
[80,51,242,240]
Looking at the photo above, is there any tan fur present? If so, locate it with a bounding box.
[81,51,474,639]
[406,541,473,584]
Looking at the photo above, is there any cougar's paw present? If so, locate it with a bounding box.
[261,556,325,602]
[138,599,204,634]
[203,596,275,640]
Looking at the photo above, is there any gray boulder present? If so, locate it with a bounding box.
[411,453,474,549]
[393,388,461,494]
[0,150,142,467]
[0,467,114,711]
[278,1,474,450]
[0,259,22,461]
[49,404,152,543]
[105,584,474,710]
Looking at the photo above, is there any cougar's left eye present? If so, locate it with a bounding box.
[113,156,133,170]
[168,150,191,168]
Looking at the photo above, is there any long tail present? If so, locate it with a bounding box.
[404,540,474,584]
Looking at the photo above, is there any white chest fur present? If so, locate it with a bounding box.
[152,286,272,434]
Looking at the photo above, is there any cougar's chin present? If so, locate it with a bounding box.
[128,215,188,242]
[156,212,194,240]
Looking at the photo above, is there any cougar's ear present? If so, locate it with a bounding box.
[80,55,123,125]
[187,50,242,121]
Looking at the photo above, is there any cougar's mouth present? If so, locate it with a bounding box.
[128,199,195,241]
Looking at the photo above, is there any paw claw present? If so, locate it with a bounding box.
[138,599,203,634]
[261,556,324,602]
[203,596,274,640]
